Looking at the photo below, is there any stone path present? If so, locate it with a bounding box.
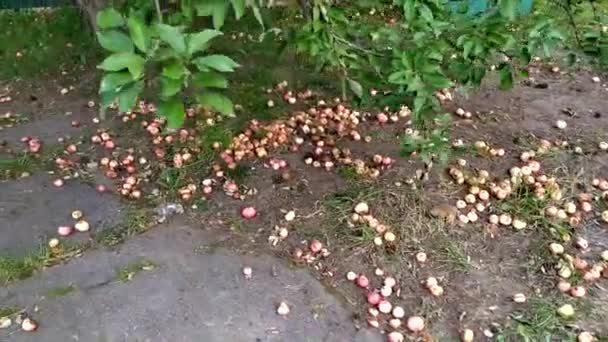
[0,172,124,256]
[1,218,381,342]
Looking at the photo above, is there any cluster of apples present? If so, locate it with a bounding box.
[350,202,396,246]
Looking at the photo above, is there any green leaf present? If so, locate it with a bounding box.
[425,74,453,89]
[419,4,434,23]
[195,0,228,29]
[127,16,149,53]
[97,8,124,29]
[347,78,363,98]
[212,3,228,29]
[98,53,145,79]
[463,40,474,59]
[499,0,517,20]
[413,95,427,114]
[403,0,416,22]
[231,0,245,19]
[194,1,214,16]
[186,29,223,55]
[473,42,485,57]
[96,30,134,53]
[388,71,407,84]
[99,72,133,94]
[118,81,144,112]
[193,72,228,88]
[407,77,425,92]
[198,91,234,117]
[162,61,186,79]
[498,63,513,90]
[160,77,183,98]
[252,6,264,28]
[181,0,194,21]
[194,55,240,72]
[158,97,185,129]
[100,90,116,109]
[155,24,187,55]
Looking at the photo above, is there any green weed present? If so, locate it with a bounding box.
[336,165,363,181]
[400,116,452,164]
[116,258,156,282]
[46,284,77,298]
[95,208,153,247]
[496,297,583,341]
[312,185,384,245]
[495,184,571,238]
[0,242,84,285]
[0,143,66,180]
[0,249,49,284]
[199,124,232,151]
[322,186,383,227]
[0,153,39,180]
[0,306,20,318]
[225,164,251,183]
[437,241,472,273]
[156,167,189,193]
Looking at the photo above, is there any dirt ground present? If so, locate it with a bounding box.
[204,67,608,340]
[2,48,608,342]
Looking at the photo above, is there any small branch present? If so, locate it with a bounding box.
[155,0,163,24]
[330,32,386,57]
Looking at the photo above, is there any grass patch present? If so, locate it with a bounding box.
[0,153,40,180]
[0,242,85,285]
[156,167,189,194]
[513,133,562,162]
[496,297,586,341]
[314,184,419,251]
[335,223,377,247]
[321,185,383,229]
[0,306,20,318]
[495,184,571,238]
[0,112,29,126]
[191,197,213,212]
[495,185,549,223]
[116,258,156,282]
[95,208,153,247]
[0,8,98,79]
[225,163,251,183]
[521,233,559,282]
[0,248,51,284]
[336,165,365,181]
[198,124,233,151]
[452,143,488,159]
[0,144,65,180]
[46,284,77,298]
[437,240,473,273]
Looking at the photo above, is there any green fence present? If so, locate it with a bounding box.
[449,0,534,16]
[0,0,75,9]
[2,0,535,15]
